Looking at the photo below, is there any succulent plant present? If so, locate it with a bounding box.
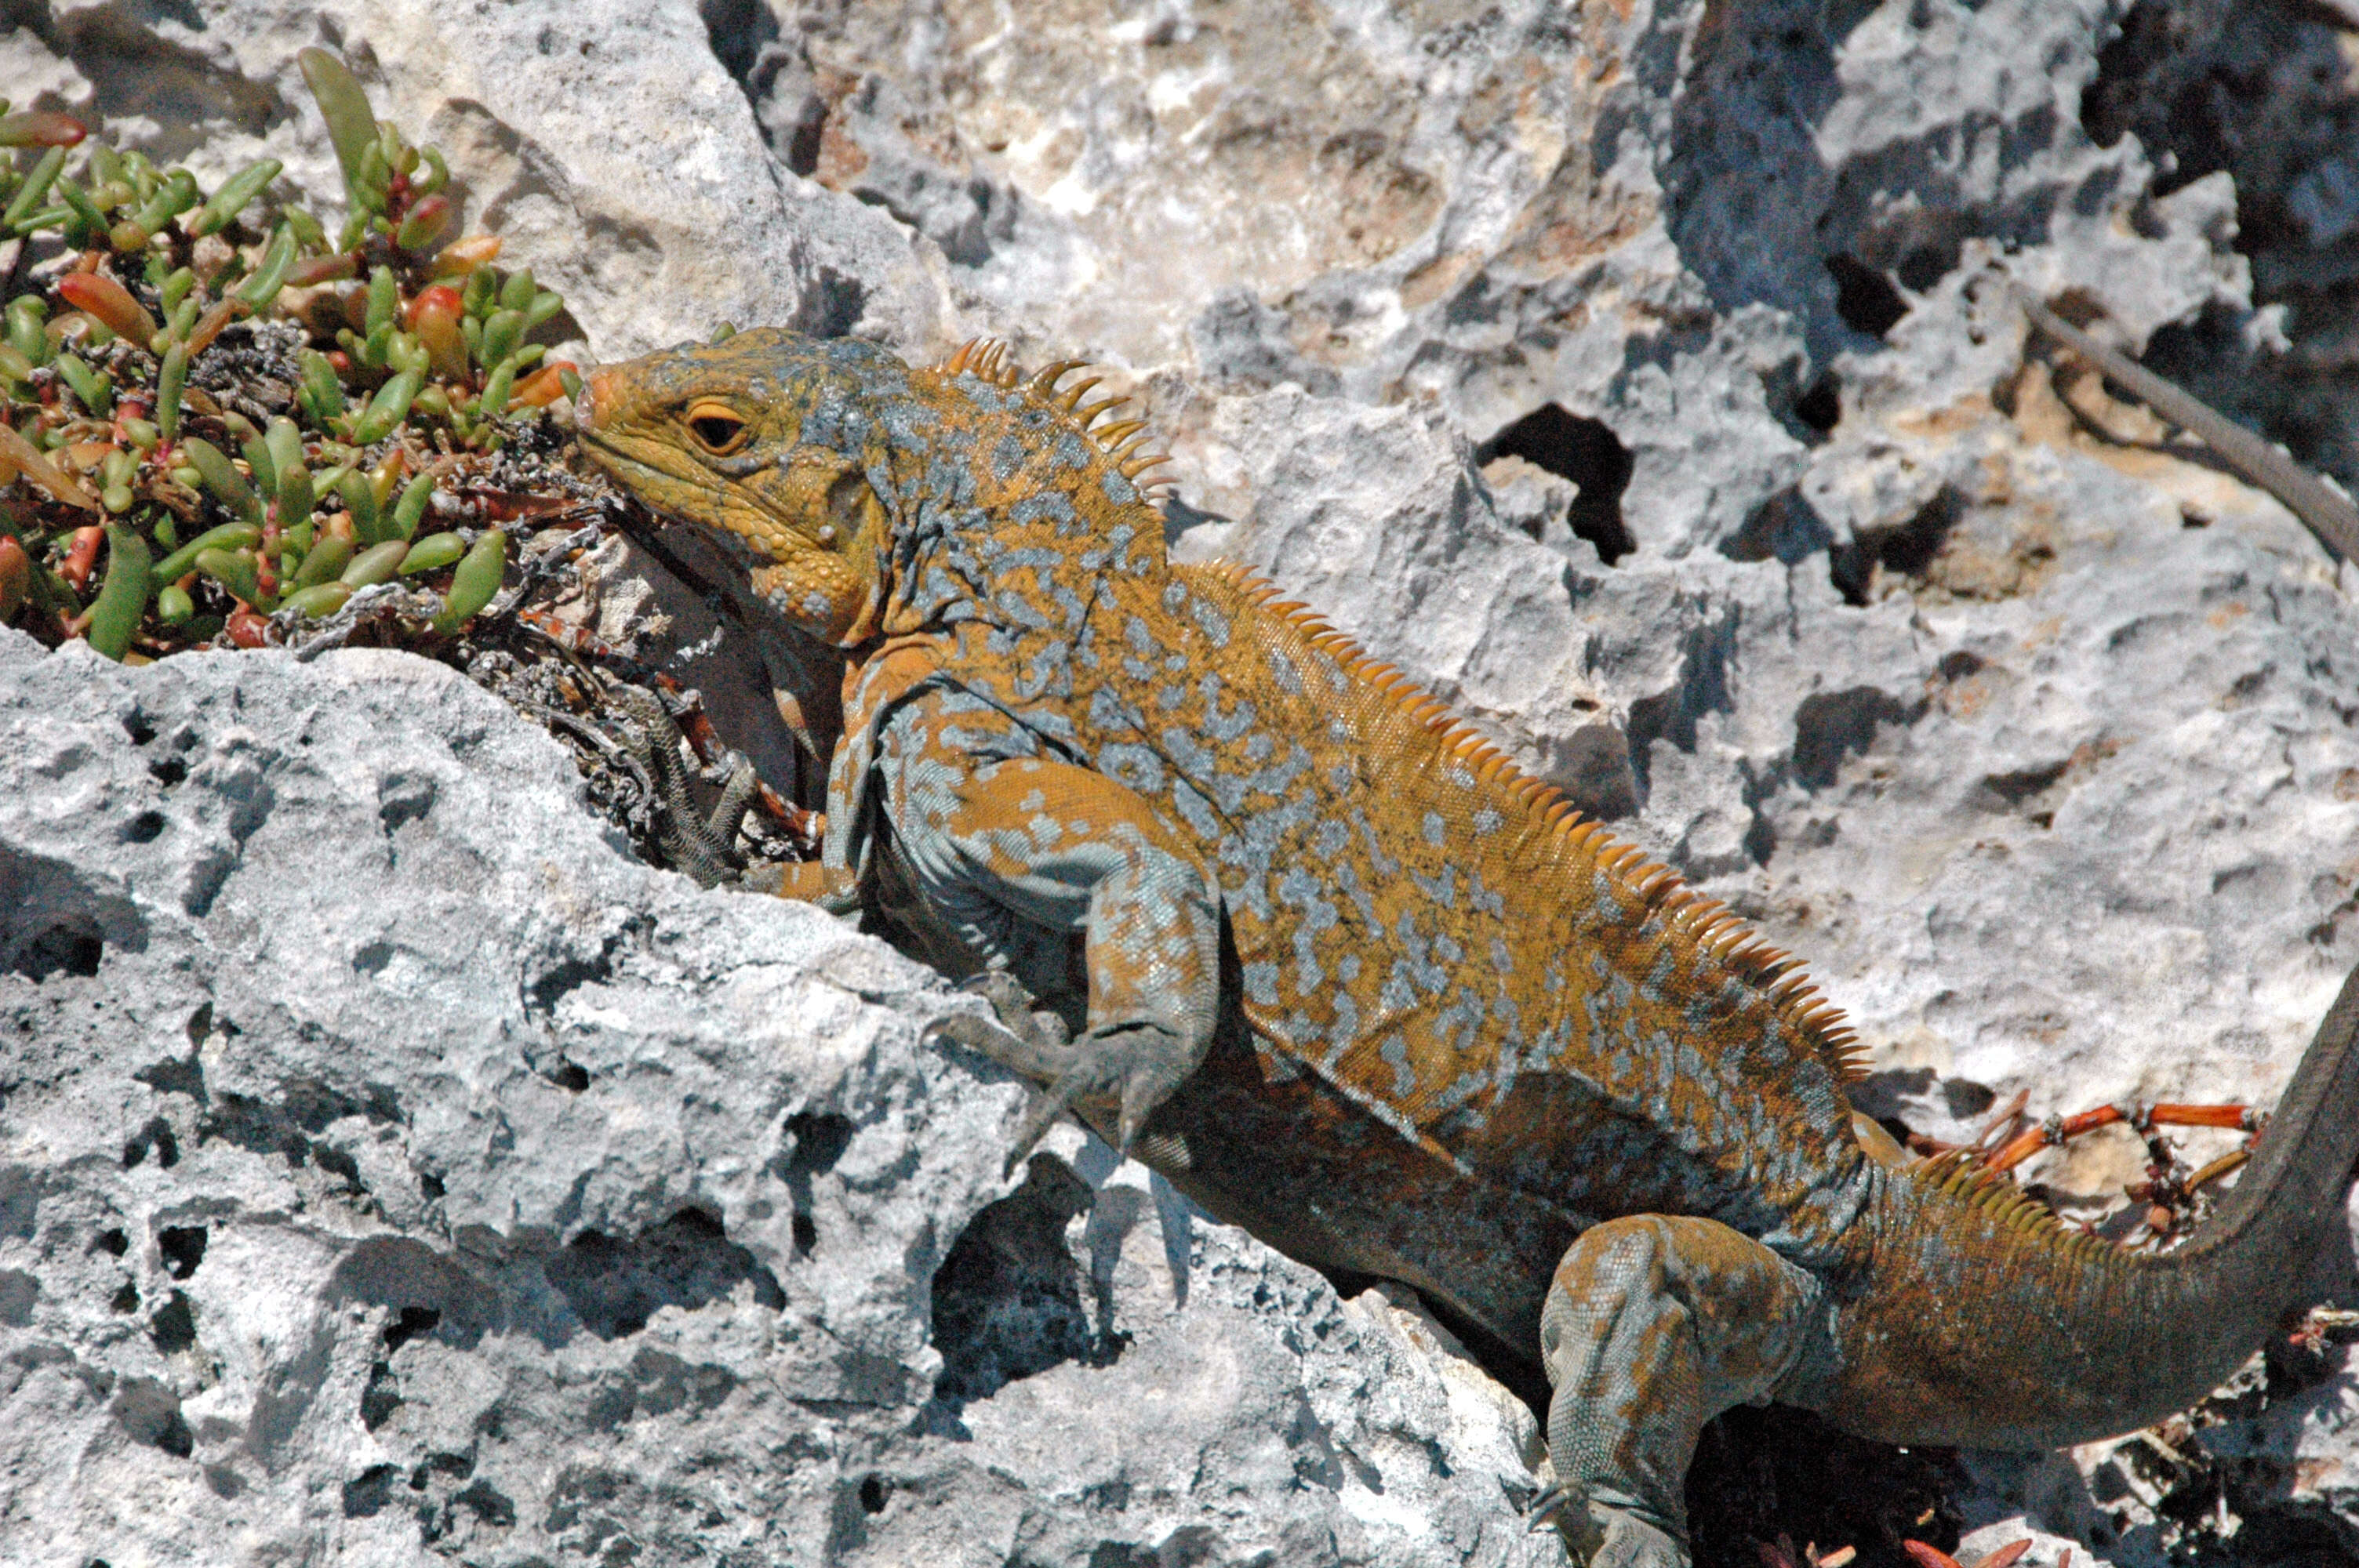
[0,48,587,661]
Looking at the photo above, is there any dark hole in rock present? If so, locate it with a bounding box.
[375,771,437,835]
[385,1305,442,1352]
[1471,405,1641,565]
[1794,372,1841,434]
[360,1361,402,1431]
[545,1207,784,1340]
[420,1171,445,1200]
[785,1110,856,1173]
[112,1377,193,1458]
[699,0,778,88]
[111,1282,139,1313]
[200,1077,398,1167]
[311,1142,364,1189]
[1791,688,1922,791]
[1830,488,1957,605]
[1722,488,1834,568]
[929,1153,1121,1406]
[781,1110,856,1256]
[413,1450,474,1490]
[1977,759,2070,817]
[122,711,156,746]
[546,1058,591,1092]
[859,1474,889,1514]
[9,919,103,981]
[1936,650,1985,681]
[452,1479,517,1527]
[341,1464,400,1519]
[94,1227,129,1256]
[796,268,867,339]
[122,1117,179,1170]
[1942,1080,1998,1120]
[148,755,187,787]
[150,1289,196,1354]
[1894,242,1954,293]
[158,1224,208,1280]
[773,89,828,178]
[203,1465,245,1500]
[1474,405,1636,564]
[122,811,166,844]
[1826,254,1908,339]
[140,1040,209,1100]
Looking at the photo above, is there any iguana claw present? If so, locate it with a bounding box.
[919,975,1183,1174]
[1000,1018,1190,1177]
[1526,1482,1577,1533]
[1528,1486,1685,1568]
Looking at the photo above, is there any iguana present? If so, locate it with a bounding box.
[576,327,2359,1568]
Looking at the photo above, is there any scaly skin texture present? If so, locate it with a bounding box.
[580,328,2359,1567]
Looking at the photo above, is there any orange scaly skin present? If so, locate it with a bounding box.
[580,329,2359,1568]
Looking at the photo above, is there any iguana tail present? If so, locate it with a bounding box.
[1821,962,2359,1448]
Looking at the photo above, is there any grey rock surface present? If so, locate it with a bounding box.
[7,0,2359,1563]
[0,633,1547,1566]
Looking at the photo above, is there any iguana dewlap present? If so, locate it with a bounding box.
[580,328,2359,1567]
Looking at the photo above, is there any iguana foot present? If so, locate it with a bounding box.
[1530,1496,1685,1568]
[924,980,1189,1173]
[1003,1018,1192,1175]
[965,971,1074,1050]
[922,971,1080,1094]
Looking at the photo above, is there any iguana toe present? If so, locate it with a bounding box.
[921,981,1080,1087]
[956,971,1071,1051]
[997,1018,1190,1174]
[1582,1508,1688,1568]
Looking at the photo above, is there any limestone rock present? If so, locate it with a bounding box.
[0,633,1543,1566]
[7,0,2359,1562]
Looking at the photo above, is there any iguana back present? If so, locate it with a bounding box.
[580,328,2359,1568]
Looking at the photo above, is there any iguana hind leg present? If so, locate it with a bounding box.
[1535,1215,1827,1567]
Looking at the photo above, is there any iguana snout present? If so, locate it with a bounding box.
[577,333,895,645]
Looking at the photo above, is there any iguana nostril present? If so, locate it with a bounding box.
[580,368,614,429]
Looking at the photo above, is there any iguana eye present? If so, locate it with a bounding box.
[683,401,750,455]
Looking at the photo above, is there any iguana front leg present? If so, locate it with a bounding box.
[877,688,1222,1164]
[1534,1216,1828,1566]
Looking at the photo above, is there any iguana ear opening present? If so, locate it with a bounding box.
[822,470,881,547]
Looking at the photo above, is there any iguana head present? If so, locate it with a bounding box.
[580,328,1173,648]
[579,328,903,645]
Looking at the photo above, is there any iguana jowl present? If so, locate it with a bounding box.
[579,328,2359,1567]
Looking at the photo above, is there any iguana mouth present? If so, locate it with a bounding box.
[572,390,670,492]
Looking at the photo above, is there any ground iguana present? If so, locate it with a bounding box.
[577,327,2359,1568]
